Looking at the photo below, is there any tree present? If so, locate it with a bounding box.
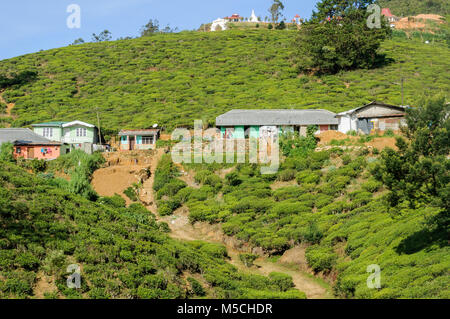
[268,0,285,24]
[91,30,112,42]
[374,95,449,212]
[0,142,15,163]
[71,38,85,45]
[295,0,391,74]
[140,19,160,36]
[275,21,286,30]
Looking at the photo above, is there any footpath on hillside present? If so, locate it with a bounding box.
[137,150,333,299]
[0,90,16,127]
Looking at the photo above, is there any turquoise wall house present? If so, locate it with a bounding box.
[119,129,160,151]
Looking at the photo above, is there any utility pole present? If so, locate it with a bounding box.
[93,107,102,145]
[401,77,404,106]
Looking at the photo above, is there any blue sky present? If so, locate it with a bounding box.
[0,0,320,61]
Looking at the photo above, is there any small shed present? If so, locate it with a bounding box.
[336,102,407,134]
[118,129,160,151]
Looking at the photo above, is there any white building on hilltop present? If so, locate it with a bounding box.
[211,18,228,31]
[249,9,258,22]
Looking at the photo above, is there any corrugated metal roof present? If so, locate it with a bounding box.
[118,129,160,136]
[216,109,338,126]
[31,121,67,127]
[0,128,61,146]
[336,101,408,116]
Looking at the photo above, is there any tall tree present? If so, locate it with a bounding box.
[140,19,160,36]
[295,0,391,74]
[268,0,285,24]
[91,30,112,42]
[373,95,450,212]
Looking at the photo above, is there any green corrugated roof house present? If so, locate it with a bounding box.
[32,120,99,152]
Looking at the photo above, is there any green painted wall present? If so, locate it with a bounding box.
[33,127,63,142]
[233,126,245,139]
[250,126,259,138]
[64,126,96,144]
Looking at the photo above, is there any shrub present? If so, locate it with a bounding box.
[305,246,337,272]
[277,169,296,181]
[225,171,241,186]
[0,142,15,163]
[296,170,321,185]
[383,129,394,137]
[156,179,187,199]
[269,272,295,292]
[361,179,382,193]
[187,277,206,296]
[341,154,352,165]
[239,253,258,267]
[124,186,138,201]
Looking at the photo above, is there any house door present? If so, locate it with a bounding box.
[27,147,34,158]
[129,136,135,150]
[357,119,372,134]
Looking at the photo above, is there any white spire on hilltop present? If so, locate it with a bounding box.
[250,9,258,22]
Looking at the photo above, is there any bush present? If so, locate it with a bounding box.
[187,277,206,296]
[239,253,258,267]
[269,272,295,292]
[277,169,296,182]
[361,179,382,193]
[0,142,15,163]
[305,246,337,272]
[124,186,138,201]
[296,170,321,185]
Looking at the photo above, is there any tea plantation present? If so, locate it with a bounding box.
[154,144,449,299]
[0,29,449,135]
[0,158,305,299]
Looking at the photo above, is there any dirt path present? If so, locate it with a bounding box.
[0,90,15,127]
[140,148,165,213]
[159,206,333,299]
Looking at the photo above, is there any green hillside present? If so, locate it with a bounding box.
[0,30,449,135]
[0,156,305,299]
[377,0,450,16]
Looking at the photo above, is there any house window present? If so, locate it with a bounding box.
[142,136,154,144]
[43,128,53,137]
[330,125,338,130]
[16,147,21,154]
[76,128,87,137]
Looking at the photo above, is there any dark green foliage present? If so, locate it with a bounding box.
[296,0,391,74]
[239,253,258,267]
[269,272,295,292]
[374,95,450,211]
[123,186,139,202]
[280,128,317,157]
[305,246,337,272]
[187,277,206,296]
[0,142,15,163]
[0,71,38,89]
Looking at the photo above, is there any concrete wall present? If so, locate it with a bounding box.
[120,135,156,151]
[14,145,61,160]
